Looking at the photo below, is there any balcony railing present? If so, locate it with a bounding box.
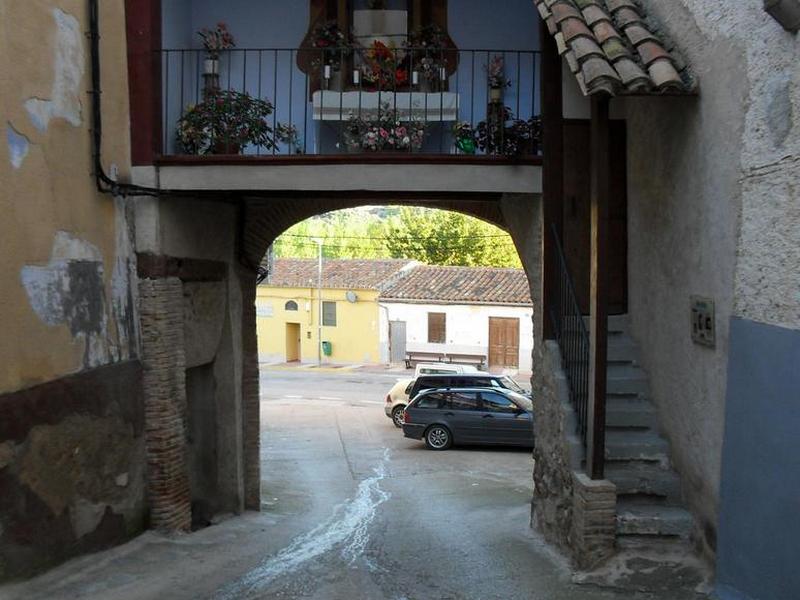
[160,47,541,158]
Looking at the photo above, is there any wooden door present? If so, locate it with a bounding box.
[285,323,301,362]
[488,317,520,369]
[561,119,628,314]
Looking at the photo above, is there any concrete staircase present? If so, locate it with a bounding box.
[601,315,694,544]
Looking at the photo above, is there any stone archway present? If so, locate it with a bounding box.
[134,191,541,530]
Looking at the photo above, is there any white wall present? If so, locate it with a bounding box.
[383,301,533,372]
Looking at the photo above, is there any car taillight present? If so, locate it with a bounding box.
[385,394,392,404]
[403,409,410,423]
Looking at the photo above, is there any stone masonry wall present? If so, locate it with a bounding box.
[239,269,261,510]
[138,277,191,531]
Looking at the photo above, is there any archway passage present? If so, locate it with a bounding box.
[133,190,542,534]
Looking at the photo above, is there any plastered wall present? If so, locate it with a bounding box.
[623,0,800,564]
[0,0,135,395]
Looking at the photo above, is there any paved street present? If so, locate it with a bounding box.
[1,368,704,600]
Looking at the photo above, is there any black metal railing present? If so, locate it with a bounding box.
[549,226,591,448]
[160,47,541,157]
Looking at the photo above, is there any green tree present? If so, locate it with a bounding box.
[272,206,521,268]
[384,208,521,268]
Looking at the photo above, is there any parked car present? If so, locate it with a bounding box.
[383,363,478,428]
[402,387,534,450]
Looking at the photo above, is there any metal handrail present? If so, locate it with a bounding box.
[548,225,591,447]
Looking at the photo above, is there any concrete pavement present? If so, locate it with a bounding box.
[0,370,707,600]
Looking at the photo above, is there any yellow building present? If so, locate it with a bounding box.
[257,258,415,365]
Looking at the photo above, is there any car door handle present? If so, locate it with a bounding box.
[482,414,494,419]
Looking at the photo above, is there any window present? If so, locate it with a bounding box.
[427,312,446,343]
[447,391,479,411]
[480,392,518,413]
[415,392,446,409]
[284,300,298,311]
[322,301,337,326]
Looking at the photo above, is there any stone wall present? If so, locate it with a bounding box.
[0,361,146,580]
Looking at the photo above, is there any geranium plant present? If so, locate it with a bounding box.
[474,107,541,156]
[343,104,425,152]
[176,90,277,155]
[197,22,235,59]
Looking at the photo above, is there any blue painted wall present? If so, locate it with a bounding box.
[161,1,540,154]
[716,317,800,600]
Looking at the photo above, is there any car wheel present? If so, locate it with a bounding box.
[424,425,452,450]
[391,405,405,428]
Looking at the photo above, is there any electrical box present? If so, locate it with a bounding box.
[691,296,715,348]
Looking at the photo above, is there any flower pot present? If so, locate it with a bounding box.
[212,140,241,155]
[204,58,220,75]
[490,86,503,103]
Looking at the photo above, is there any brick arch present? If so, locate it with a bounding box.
[241,194,509,271]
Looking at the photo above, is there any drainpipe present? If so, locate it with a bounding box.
[88,0,161,197]
[379,303,391,366]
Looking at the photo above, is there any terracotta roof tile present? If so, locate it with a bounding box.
[534,0,696,96]
[379,265,532,306]
[267,258,415,290]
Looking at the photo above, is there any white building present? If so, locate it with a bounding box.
[379,265,533,373]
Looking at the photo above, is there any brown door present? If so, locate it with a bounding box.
[488,317,520,369]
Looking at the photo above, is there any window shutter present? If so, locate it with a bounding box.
[427,312,446,343]
[322,301,337,326]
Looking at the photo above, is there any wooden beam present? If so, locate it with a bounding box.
[587,94,610,480]
[540,19,564,340]
[125,0,162,165]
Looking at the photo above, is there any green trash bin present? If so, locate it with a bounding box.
[322,341,332,356]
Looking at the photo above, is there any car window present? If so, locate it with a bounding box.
[507,391,533,412]
[480,392,519,413]
[446,391,479,411]
[415,392,446,409]
[404,382,414,395]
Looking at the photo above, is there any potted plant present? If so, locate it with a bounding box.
[343,103,425,152]
[452,121,476,154]
[360,40,408,90]
[405,25,449,92]
[176,90,278,155]
[310,21,352,89]
[486,55,511,102]
[474,107,541,156]
[198,22,235,75]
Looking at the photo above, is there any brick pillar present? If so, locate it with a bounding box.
[571,472,616,568]
[239,270,261,510]
[139,277,192,531]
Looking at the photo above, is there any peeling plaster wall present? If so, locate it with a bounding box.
[0,0,134,394]
[0,0,141,582]
[624,0,800,570]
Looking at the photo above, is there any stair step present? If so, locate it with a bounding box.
[605,462,683,502]
[616,503,693,537]
[606,398,656,428]
[582,314,630,335]
[607,365,649,395]
[606,431,669,462]
[607,337,639,363]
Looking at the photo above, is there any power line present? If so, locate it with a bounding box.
[278,232,512,241]
[273,240,518,252]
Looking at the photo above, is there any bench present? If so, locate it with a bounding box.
[445,353,486,369]
[404,351,446,368]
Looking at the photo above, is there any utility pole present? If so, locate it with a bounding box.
[313,238,323,366]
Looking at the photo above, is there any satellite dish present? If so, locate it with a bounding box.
[346,291,358,303]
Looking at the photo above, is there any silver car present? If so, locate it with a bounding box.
[402,387,534,450]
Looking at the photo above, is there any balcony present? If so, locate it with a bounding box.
[152,47,542,194]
